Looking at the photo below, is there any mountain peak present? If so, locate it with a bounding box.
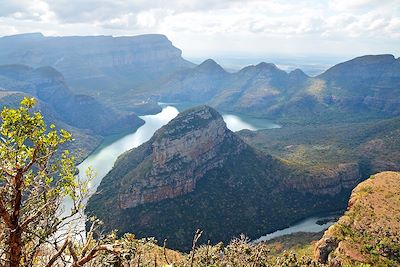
[239,62,283,74]
[33,66,65,82]
[178,104,221,118]
[90,104,242,212]
[255,62,278,70]
[289,68,309,78]
[154,105,225,141]
[196,59,226,73]
[337,54,396,67]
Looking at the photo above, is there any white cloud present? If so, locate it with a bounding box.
[0,0,398,58]
[329,0,397,11]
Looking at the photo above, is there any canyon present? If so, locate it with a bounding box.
[86,106,361,250]
[0,32,398,259]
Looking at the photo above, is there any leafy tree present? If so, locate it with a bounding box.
[0,98,106,267]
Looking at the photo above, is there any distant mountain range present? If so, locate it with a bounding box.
[1,33,399,122]
[157,55,400,121]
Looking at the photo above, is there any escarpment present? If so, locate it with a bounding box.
[118,106,247,209]
[284,163,362,196]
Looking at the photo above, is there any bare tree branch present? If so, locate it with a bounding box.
[45,238,70,267]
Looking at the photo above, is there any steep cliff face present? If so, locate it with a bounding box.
[315,172,400,266]
[118,106,246,209]
[86,106,356,251]
[317,54,400,116]
[284,163,361,196]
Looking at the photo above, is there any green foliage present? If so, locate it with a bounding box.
[0,97,90,266]
[239,117,400,179]
[0,96,76,194]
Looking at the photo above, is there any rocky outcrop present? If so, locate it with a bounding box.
[118,106,246,209]
[314,171,400,266]
[314,236,339,264]
[284,163,362,196]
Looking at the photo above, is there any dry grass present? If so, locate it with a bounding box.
[315,171,400,266]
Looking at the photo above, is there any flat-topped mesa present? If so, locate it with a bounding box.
[0,33,194,105]
[0,33,187,68]
[118,105,246,209]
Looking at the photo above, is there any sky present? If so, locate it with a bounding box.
[0,0,399,62]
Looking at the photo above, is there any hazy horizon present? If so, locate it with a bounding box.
[1,31,391,76]
[0,0,399,61]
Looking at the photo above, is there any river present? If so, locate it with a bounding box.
[76,106,179,192]
[253,213,339,243]
[70,105,336,240]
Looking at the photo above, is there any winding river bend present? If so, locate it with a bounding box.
[76,106,179,192]
[71,105,336,241]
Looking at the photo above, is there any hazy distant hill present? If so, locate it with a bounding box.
[0,64,144,160]
[158,59,230,103]
[86,106,360,250]
[157,59,309,109]
[157,54,400,122]
[0,33,195,112]
[210,62,310,115]
[316,54,400,115]
[2,33,398,122]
